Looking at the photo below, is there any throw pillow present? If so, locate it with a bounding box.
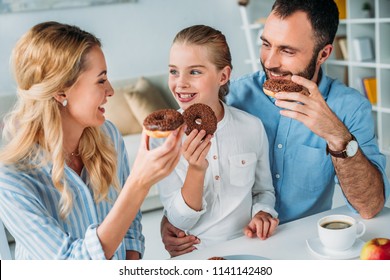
[124,77,171,126]
[105,84,142,135]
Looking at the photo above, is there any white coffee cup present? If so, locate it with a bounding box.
[317,214,366,251]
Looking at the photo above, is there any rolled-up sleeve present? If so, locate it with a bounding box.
[150,137,206,231]
[0,186,107,259]
[117,129,145,257]
[157,161,207,231]
[123,210,145,257]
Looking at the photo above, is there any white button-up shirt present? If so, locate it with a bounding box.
[154,103,277,249]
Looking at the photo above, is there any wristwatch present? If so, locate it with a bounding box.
[326,134,358,158]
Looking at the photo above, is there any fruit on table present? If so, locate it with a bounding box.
[360,238,390,260]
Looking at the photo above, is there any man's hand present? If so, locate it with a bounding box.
[160,216,200,257]
[244,211,279,240]
[274,75,351,149]
[274,75,385,219]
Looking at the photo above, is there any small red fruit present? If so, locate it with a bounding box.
[360,238,390,260]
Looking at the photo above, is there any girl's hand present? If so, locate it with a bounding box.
[182,129,212,172]
[244,211,279,240]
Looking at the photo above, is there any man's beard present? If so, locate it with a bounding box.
[261,51,318,81]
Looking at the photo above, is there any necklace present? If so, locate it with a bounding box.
[65,149,82,175]
[65,148,80,159]
[70,151,79,157]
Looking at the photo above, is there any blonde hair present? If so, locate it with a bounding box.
[173,25,233,101]
[0,21,119,219]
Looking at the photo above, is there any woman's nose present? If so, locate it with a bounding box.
[106,80,114,96]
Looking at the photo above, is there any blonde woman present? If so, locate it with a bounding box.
[0,21,184,260]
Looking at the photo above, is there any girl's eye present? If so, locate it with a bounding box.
[98,79,107,84]
[169,69,178,75]
[190,70,201,75]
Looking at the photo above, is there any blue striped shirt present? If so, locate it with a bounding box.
[0,121,145,259]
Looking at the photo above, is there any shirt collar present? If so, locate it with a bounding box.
[317,67,331,101]
[216,102,229,132]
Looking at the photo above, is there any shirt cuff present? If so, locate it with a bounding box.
[85,224,107,260]
[252,205,278,219]
[174,192,207,217]
[124,237,145,259]
[166,192,207,231]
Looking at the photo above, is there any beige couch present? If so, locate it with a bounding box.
[0,73,177,258]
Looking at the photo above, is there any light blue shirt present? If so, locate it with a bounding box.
[227,70,390,224]
[0,121,145,259]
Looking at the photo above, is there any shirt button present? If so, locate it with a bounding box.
[241,160,246,165]
[215,175,220,180]
[213,155,217,160]
[277,144,283,149]
[275,174,280,179]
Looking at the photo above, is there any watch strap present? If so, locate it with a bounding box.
[326,134,357,158]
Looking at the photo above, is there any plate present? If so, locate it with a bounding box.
[223,255,269,260]
[306,237,364,259]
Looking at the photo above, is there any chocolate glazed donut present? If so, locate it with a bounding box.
[143,108,184,138]
[263,79,309,97]
[183,103,217,136]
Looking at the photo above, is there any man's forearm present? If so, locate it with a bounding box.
[332,149,385,218]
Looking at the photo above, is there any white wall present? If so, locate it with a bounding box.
[0,0,273,95]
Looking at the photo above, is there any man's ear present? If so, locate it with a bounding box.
[317,44,333,66]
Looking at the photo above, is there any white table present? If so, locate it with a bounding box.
[173,206,390,260]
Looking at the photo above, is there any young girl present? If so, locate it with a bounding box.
[153,25,279,250]
[0,21,184,259]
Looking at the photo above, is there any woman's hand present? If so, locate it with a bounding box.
[97,126,185,260]
[244,211,279,240]
[129,125,186,190]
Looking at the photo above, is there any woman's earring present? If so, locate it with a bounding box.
[62,99,68,107]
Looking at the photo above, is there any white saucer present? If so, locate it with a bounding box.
[223,255,269,260]
[306,237,364,259]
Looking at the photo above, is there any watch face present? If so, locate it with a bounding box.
[346,140,358,157]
